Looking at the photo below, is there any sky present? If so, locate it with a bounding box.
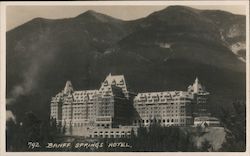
[6,5,246,31]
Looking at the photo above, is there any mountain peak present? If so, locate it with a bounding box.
[146,5,205,22]
[76,10,102,18]
[28,17,51,24]
[167,5,201,11]
[76,10,122,23]
[84,10,100,16]
[144,5,214,28]
[152,5,201,16]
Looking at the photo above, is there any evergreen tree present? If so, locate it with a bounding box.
[200,139,212,152]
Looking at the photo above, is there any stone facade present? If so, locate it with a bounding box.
[50,73,134,136]
[133,91,193,127]
[50,74,210,136]
[188,77,210,117]
[133,77,210,127]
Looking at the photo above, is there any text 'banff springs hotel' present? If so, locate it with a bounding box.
[50,73,218,138]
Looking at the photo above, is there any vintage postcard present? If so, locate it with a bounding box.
[0,1,249,155]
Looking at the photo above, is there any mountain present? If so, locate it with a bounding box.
[117,6,245,70]
[201,10,246,61]
[6,6,246,122]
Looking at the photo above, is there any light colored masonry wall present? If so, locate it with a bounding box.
[50,75,210,136]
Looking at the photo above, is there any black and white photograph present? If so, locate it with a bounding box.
[1,1,249,154]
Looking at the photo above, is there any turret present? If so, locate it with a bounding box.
[188,77,206,94]
[188,77,210,117]
[63,81,74,94]
[193,77,201,93]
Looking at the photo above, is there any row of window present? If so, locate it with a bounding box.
[96,124,110,127]
[89,134,130,138]
[136,106,185,110]
[97,113,112,116]
[51,111,58,115]
[138,93,181,97]
[134,118,186,124]
[134,100,190,105]
[73,109,94,112]
[73,99,94,103]
[63,122,87,127]
[102,79,125,86]
[138,110,180,114]
[63,106,94,110]
[136,97,190,101]
[74,91,96,96]
[98,107,112,110]
[93,130,130,134]
[62,111,94,115]
[63,113,95,117]
[140,113,185,117]
[72,103,94,106]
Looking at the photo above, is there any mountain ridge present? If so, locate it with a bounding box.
[6,6,246,122]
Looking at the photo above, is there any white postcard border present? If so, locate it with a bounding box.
[0,1,249,156]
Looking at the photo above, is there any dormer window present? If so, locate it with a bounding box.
[103,80,108,86]
[119,79,124,85]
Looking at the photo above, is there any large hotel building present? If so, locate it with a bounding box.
[133,77,210,127]
[50,74,213,137]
